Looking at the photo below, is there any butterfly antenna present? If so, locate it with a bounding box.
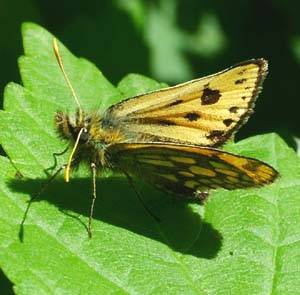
[53,38,83,123]
[64,127,85,182]
[53,38,85,182]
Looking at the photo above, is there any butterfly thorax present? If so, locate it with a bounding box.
[55,109,125,166]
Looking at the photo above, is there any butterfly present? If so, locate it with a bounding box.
[23,39,278,238]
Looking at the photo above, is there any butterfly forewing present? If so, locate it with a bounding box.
[107,143,278,198]
[106,59,267,147]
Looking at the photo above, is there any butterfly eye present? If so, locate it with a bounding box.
[79,128,89,143]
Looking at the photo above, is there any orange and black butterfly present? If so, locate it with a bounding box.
[24,39,278,237]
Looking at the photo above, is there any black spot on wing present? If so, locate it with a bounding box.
[201,87,221,105]
[223,119,234,127]
[235,78,247,84]
[169,99,183,107]
[206,130,227,141]
[138,118,176,126]
[229,106,238,113]
[242,161,262,172]
[238,69,246,75]
[184,112,201,121]
[156,119,176,126]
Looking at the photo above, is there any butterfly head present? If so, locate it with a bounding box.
[55,109,90,143]
[54,108,94,181]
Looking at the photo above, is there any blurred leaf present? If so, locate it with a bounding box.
[115,0,146,29]
[119,1,226,83]
[186,12,227,57]
[145,0,193,82]
[290,35,300,64]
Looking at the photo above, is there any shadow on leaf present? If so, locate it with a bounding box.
[8,175,222,259]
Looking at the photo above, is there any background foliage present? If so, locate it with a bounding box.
[0,1,300,294]
[1,0,300,141]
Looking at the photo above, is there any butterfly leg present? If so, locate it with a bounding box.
[19,164,66,241]
[9,158,24,179]
[88,162,97,238]
[45,146,69,175]
[123,171,161,223]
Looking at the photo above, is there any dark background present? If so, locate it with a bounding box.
[1,0,299,293]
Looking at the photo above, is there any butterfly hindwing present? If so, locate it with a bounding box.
[107,143,278,198]
[106,59,268,147]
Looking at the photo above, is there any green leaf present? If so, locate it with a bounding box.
[1,22,300,294]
